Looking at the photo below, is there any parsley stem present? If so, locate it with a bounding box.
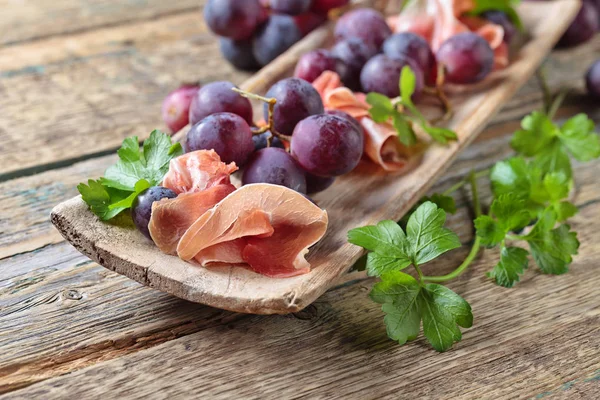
[413,264,425,283]
[547,88,568,120]
[442,169,490,196]
[424,171,482,283]
[506,234,525,241]
[536,67,552,114]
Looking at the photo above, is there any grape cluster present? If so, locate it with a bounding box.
[178,77,363,197]
[293,7,515,98]
[204,0,349,71]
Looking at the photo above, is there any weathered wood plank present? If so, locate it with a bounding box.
[0,12,251,180]
[1,111,599,394]
[3,194,599,399]
[0,0,203,46]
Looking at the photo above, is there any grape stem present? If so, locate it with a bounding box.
[231,87,293,145]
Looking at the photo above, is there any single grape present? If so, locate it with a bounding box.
[264,78,324,135]
[311,0,349,13]
[360,54,424,98]
[253,15,303,66]
[558,1,599,48]
[186,112,255,166]
[294,49,338,83]
[290,114,364,177]
[331,38,378,90]
[305,172,335,194]
[584,0,600,25]
[436,32,495,84]
[270,0,312,15]
[482,11,517,44]
[132,186,177,240]
[189,81,253,126]
[294,12,327,36]
[161,85,200,133]
[382,32,436,84]
[252,131,285,151]
[325,110,362,134]
[586,59,600,98]
[334,8,392,49]
[242,147,307,193]
[204,0,266,40]
[220,38,260,71]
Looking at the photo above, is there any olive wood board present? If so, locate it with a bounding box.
[51,0,580,314]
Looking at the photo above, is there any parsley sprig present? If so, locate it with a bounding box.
[78,130,183,220]
[349,68,599,352]
[366,66,458,146]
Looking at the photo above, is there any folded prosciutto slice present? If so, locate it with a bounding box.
[162,149,238,194]
[177,183,328,278]
[312,71,416,172]
[148,183,236,254]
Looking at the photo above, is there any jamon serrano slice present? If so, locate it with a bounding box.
[312,71,416,172]
[162,149,238,194]
[148,183,236,254]
[177,184,328,278]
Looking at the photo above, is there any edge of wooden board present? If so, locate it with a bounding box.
[51,0,581,314]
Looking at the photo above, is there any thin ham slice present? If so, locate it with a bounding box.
[149,183,236,254]
[177,183,328,278]
[162,150,238,194]
[312,71,414,172]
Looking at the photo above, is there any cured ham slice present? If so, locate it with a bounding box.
[177,184,328,278]
[162,150,238,194]
[148,183,236,254]
[312,71,414,172]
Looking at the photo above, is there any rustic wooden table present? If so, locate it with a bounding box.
[1,1,599,399]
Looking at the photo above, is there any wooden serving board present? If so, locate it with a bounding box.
[51,0,580,315]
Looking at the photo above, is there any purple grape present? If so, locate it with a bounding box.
[382,32,436,81]
[360,54,424,98]
[220,38,260,71]
[264,78,324,135]
[242,147,307,193]
[294,12,327,36]
[132,186,177,240]
[334,8,392,49]
[305,172,335,194]
[189,81,253,126]
[558,1,599,48]
[161,85,200,133]
[294,49,338,83]
[252,131,285,151]
[311,0,349,13]
[253,15,302,66]
[270,0,312,15]
[290,114,364,177]
[186,112,255,166]
[482,11,517,44]
[325,110,362,134]
[331,38,378,90]
[436,32,494,84]
[586,59,600,98]
[204,0,266,40]
[584,0,600,25]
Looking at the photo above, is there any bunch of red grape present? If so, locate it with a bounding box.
[179,77,363,196]
[294,8,516,98]
[204,0,349,71]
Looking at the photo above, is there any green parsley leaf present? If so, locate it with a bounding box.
[400,65,416,105]
[392,112,417,146]
[371,271,473,351]
[487,246,529,288]
[366,92,394,123]
[557,113,600,162]
[490,157,531,199]
[511,111,557,156]
[531,142,573,179]
[370,271,421,345]
[419,283,473,352]
[406,202,462,265]
[399,194,456,227]
[474,216,505,247]
[475,194,530,248]
[78,130,182,220]
[524,208,580,274]
[104,130,183,191]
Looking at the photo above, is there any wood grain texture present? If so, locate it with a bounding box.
[50,0,581,315]
[5,184,600,399]
[0,0,203,46]
[0,12,251,180]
